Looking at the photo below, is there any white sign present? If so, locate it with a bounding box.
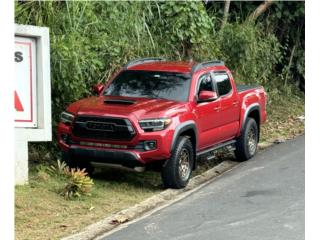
[15,37,37,127]
[15,24,52,185]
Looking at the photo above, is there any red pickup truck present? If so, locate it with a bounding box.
[58,58,267,188]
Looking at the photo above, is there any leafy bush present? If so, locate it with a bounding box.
[216,22,282,87]
[47,159,67,176]
[61,167,94,200]
[158,1,215,59]
[35,159,94,199]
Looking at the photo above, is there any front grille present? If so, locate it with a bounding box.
[72,116,135,141]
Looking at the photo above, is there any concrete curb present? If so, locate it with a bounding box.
[62,160,238,240]
[258,141,274,150]
[62,140,277,240]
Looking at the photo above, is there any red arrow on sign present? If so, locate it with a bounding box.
[14,90,24,112]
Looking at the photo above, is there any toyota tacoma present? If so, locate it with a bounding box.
[57,58,267,189]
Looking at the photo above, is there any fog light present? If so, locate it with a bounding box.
[144,140,157,151]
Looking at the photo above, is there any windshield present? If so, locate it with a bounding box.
[103,70,192,102]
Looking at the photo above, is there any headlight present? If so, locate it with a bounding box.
[139,118,172,131]
[60,111,75,125]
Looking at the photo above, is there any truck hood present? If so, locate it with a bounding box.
[67,96,188,119]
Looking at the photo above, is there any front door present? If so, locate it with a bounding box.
[194,73,221,150]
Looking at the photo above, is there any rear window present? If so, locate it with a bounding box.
[104,70,192,102]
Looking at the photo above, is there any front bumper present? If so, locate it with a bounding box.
[58,120,175,166]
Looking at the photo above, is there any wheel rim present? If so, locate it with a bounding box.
[247,126,257,155]
[178,148,191,181]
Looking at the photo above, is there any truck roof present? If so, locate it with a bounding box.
[128,61,194,73]
[125,58,227,74]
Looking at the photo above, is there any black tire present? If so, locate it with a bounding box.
[161,136,194,189]
[61,151,95,175]
[235,118,258,162]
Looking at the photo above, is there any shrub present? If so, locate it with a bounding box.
[35,160,94,200]
[158,1,221,60]
[47,159,67,176]
[216,22,282,87]
[61,167,94,200]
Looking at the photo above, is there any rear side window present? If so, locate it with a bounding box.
[215,73,232,96]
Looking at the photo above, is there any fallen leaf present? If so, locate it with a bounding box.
[110,216,129,225]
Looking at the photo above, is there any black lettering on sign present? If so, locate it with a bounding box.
[15,51,23,62]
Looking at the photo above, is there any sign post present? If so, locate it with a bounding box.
[15,24,51,184]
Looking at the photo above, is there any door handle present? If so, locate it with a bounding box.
[213,107,221,111]
[232,101,239,106]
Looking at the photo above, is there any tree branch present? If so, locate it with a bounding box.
[248,0,273,22]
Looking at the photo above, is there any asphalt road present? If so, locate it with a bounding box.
[99,136,305,240]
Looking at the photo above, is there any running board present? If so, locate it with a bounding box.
[196,140,236,157]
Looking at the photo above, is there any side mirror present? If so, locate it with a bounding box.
[198,90,218,102]
[92,83,105,95]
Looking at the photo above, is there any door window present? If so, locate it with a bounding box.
[215,73,232,96]
[198,73,213,94]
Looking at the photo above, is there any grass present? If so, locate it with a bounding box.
[260,91,305,142]
[15,168,162,240]
[15,93,305,240]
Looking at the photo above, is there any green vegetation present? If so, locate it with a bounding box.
[14,2,305,240]
[60,167,94,200]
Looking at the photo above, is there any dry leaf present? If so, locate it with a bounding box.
[110,216,129,225]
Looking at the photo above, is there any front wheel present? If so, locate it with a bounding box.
[235,118,258,161]
[161,136,194,189]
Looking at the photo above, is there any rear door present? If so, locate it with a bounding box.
[212,71,240,141]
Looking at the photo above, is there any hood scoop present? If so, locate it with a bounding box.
[104,98,136,105]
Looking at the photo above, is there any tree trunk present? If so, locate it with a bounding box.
[285,45,296,87]
[248,0,273,22]
[221,0,230,29]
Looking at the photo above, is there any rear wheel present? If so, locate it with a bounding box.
[235,118,258,161]
[161,136,194,189]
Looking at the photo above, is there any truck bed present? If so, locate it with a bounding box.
[236,84,261,93]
